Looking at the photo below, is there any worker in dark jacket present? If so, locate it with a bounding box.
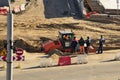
[78,37,85,54]
[70,37,78,53]
[85,36,91,54]
[98,35,105,54]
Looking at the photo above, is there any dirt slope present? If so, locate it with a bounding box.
[0,0,120,52]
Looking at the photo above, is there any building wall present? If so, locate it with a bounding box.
[100,0,120,9]
[0,0,9,7]
[43,0,84,18]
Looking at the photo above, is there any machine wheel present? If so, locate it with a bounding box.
[48,49,63,57]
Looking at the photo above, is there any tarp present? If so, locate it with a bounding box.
[100,0,120,9]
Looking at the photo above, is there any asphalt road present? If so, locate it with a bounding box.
[0,61,120,80]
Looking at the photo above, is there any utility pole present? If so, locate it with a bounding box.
[116,0,119,16]
[6,0,13,80]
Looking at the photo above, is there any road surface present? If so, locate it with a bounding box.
[0,61,120,80]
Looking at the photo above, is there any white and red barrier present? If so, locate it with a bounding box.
[58,56,71,66]
[13,56,25,61]
[0,48,25,61]
[0,56,6,61]
[57,55,87,66]
[0,6,9,15]
[0,56,25,61]
[39,55,88,68]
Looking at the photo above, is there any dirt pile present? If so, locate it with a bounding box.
[0,19,119,52]
[0,0,119,52]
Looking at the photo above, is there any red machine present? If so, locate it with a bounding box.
[40,30,96,56]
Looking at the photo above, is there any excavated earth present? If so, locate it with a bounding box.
[0,0,120,53]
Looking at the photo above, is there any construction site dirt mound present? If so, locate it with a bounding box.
[0,20,120,53]
[0,0,120,53]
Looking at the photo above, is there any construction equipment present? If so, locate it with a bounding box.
[40,30,96,56]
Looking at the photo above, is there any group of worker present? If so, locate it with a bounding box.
[69,35,105,54]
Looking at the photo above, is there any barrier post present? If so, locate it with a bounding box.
[1,61,6,70]
[15,61,21,69]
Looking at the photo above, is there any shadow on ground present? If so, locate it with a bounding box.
[100,59,120,63]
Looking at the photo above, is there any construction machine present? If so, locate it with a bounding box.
[40,30,96,56]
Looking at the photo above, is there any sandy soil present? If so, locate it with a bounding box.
[0,49,120,71]
[0,16,120,51]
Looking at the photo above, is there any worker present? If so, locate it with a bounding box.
[70,37,78,53]
[78,37,85,54]
[85,36,91,54]
[97,35,105,54]
[63,35,69,40]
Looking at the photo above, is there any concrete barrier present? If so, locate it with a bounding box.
[76,54,88,64]
[114,53,120,61]
[40,58,53,67]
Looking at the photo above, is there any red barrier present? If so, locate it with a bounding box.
[58,56,71,66]
[89,46,96,53]
[0,8,8,15]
